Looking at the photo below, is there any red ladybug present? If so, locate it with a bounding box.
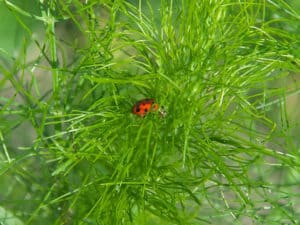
[132,98,159,117]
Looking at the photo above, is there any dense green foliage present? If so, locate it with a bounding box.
[1,0,300,224]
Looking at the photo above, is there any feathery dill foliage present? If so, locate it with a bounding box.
[1,0,300,224]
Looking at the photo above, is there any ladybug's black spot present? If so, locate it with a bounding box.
[136,106,140,112]
[144,108,148,112]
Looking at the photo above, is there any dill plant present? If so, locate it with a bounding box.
[0,0,300,224]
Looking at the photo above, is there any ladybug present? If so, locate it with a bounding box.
[132,98,159,117]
